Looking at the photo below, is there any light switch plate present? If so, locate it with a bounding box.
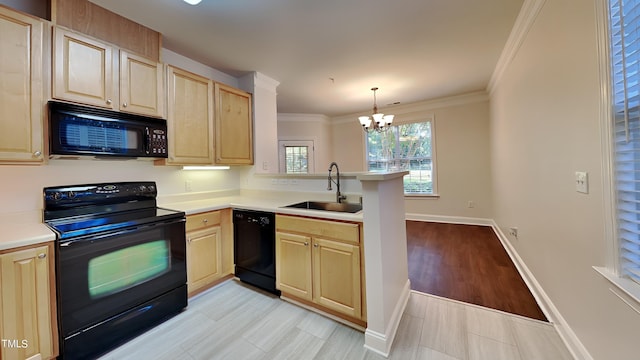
[575,171,588,194]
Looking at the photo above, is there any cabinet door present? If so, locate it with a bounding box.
[186,226,222,296]
[0,7,45,163]
[214,83,253,165]
[312,237,362,318]
[53,27,116,109]
[120,51,165,118]
[166,66,214,165]
[276,232,312,301]
[1,245,55,360]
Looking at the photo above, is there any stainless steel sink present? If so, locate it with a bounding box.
[283,201,362,213]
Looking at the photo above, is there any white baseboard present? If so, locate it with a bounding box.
[364,279,411,357]
[404,215,591,359]
[489,221,592,360]
[405,213,494,226]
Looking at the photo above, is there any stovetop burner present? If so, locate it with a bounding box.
[46,207,183,239]
[43,181,184,240]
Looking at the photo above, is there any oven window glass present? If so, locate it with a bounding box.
[61,122,139,150]
[88,240,170,298]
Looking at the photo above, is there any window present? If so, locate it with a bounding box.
[278,140,315,174]
[366,120,435,194]
[609,0,640,284]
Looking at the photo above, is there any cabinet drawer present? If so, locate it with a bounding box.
[186,211,221,232]
[276,215,360,245]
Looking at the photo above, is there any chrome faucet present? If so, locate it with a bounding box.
[327,162,347,203]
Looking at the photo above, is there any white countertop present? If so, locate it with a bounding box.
[160,195,363,222]
[0,211,56,251]
[1,193,363,251]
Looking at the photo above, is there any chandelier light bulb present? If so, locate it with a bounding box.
[358,87,394,133]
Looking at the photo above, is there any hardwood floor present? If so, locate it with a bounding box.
[99,280,573,360]
[406,221,547,321]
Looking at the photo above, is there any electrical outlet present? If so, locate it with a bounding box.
[467,201,475,208]
[575,171,588,194]
[508,227,518,239]
[185,180,192,192]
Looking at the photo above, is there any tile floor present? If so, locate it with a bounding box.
[99,280,574,360]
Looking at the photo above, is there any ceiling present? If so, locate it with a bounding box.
[89,0,523,117]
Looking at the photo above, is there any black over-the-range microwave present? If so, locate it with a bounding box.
[48,101,168,159]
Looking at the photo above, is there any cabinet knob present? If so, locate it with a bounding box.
[313,243,319,248]
[187,237,192,243]
[304,242,308,246]
[203,219,208,223]
[106,99,112,105]
[33,151,42,157]
[123,102,128,107]
[38,253,46,259]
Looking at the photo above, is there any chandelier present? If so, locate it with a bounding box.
[358,87,394,133]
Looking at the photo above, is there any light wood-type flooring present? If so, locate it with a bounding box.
[99,280,573,360]
[406,221,547,321]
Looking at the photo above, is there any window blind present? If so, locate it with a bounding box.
[611,0,640,283]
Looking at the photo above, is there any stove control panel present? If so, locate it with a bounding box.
[44,181,158,208]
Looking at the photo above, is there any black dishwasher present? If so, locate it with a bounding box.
[233,209,279,294]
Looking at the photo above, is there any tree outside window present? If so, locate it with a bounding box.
[366,121,434,194]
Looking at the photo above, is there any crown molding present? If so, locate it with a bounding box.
[330,90,488,124]
[487,0,547,94]
[240,71,280,92]
[277,113,331,124]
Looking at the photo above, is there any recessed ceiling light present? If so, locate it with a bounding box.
[183,0,202,5]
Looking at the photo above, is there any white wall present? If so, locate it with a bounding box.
[277,113,332,173]
[331,93,493,219]
[0,160,241,214]
[490,0,639,358]
[240,72,280,174]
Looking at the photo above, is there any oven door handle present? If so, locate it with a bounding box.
[59,217,185,247]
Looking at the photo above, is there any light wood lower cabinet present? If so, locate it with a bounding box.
[0,243,58,360]
[312,237,361,318]
[185,210,232,296]
[276,232,312,301]
[275,214,364,322]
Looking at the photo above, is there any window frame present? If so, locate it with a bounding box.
[278,140,315,174]
[594,0,640,306]
[363,116,437,196]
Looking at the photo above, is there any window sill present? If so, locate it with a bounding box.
[593,266,640,313]
[404,193,440,199]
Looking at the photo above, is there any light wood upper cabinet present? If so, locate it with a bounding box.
[120,51,165,118]
[0,243,58,360]
[275,214,364,321]
[0,7,45,164]
[53,27,116,109]
[53,27,165,117]
[214,83,253,165]
[164,66,214,165]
